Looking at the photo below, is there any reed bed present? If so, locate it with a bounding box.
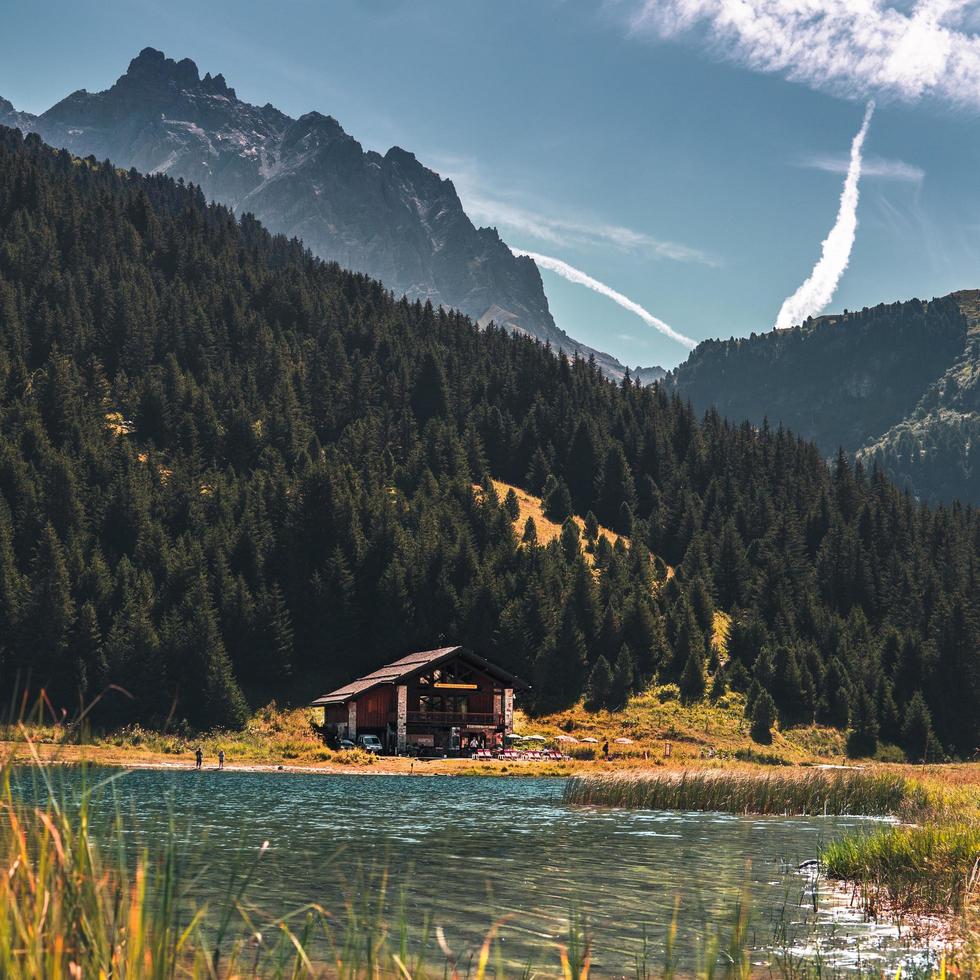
[563,769,929,817]
[822,823,980,917]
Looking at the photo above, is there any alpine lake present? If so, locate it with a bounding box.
[21,767,943,976]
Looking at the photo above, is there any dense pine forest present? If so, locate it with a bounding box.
[0,127,977,757]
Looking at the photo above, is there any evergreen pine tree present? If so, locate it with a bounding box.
[504,488,520,521]
[709,665,727,701]
[816,658,851,728]
[609,643,635,709]
[846,686,879,758]
[29,524,76,707]
[583,511,599,549]
[749,690,777,744]
[679,649,706,704]
[545,478,573,523]
[411,349,450,424]
[901,692,937,763]
[522,516,537,545]
[585,655,613,711]
[874,674,901,746]
[560,518,581,561]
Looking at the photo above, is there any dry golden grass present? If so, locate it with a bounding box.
[711,609,731,658]
[516,685,849,766]
[103,410,134,437]
[3,704,378,771]
[478,478,626,563]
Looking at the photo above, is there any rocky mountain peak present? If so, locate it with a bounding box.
[2,47,653,383]
[384,145,417,164]
[123,47,200,89]
[116,48,236,100]
[295,111,347,137]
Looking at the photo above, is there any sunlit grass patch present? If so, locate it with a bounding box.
[822,823,980,916]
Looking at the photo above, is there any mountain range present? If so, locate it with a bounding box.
[669,291,980,504]
[4,47,977,506]
[0,46,659,382]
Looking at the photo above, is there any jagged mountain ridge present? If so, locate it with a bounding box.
[1,47,658,381]
[668,291,979,504]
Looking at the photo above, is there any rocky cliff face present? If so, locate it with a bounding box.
[2,48,654,381]
[668,292,978,503]
[858,292,980,504]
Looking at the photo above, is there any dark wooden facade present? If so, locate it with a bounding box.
[311,646,527,753]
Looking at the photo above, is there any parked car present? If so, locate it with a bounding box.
[356,734,383,754]
[337,738,356,750]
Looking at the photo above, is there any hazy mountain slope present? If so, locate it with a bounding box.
[0,47,653,381]
[669,294,975,502]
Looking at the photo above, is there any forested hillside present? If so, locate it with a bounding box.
[669,297,979,504]
[0,127,977,757]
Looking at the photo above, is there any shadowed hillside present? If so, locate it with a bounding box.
[670,293,979,504]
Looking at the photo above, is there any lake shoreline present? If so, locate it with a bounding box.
[8,739,980,785]
[1,739,582,777]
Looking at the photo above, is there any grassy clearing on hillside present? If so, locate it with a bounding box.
[475,478,629,564]
[518,684,849,764]
[563,769,927,818]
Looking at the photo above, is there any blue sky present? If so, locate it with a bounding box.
[3,0,980,369]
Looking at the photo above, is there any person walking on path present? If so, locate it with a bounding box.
[194,746,203,770]
[218,749,225,770]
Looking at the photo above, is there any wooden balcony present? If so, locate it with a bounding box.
[406,711,499,726]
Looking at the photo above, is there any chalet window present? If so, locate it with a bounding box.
[416,661,480,690]
[416,694,469,714]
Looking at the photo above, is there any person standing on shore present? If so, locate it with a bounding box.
[195,746,203,770]
[218,749,225,770]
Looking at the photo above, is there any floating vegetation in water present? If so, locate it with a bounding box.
[563,769,929,817]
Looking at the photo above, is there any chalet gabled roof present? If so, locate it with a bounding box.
[310,646,528,706]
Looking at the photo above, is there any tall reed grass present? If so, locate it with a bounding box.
[563,769,929,817]
[822,824,980,916]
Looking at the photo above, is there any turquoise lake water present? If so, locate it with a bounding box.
[23,768,937,975]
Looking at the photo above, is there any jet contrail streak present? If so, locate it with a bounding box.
[513,249,697,350]
[774,101,875,331]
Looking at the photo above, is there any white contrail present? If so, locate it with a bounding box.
[774,101,875,331]
[513,249,697,350]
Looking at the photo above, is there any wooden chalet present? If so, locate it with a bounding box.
[310,646,528,753]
